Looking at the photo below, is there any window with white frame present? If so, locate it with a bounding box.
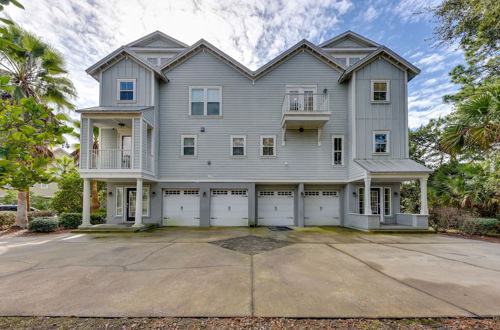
[117,79,136,101]
[142,186,150,217]
[384,187,391,216]
[332,135,344,166]
[115,187,123,216]
[231,135,246,156]
[371,80,390,102]
[373,131,390,153]
[40,183,49,189]
[358,187,364,214]
[181,135,197,156]
[189,87,221,116]
[260,135,276,157]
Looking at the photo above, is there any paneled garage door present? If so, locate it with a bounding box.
[163,189,200,226]
[257,191,294,226]
[304,191,340,226]
[210,189,249,226]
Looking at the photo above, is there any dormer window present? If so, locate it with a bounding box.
[371,80,390,102]
[117,79,136,101]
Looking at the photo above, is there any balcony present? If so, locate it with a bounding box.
[281,92,331,146]
[90,149,154,171]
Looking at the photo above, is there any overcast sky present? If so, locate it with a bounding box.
[6,0,462,128]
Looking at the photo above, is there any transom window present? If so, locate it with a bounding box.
[332,135,344,166]
[231,135,246,157]
[190,87,222,116]
[260,135,276,157]
[371,80,390,102]
[181,135,197,157]
[117,79,136,101]
[373,131,390,153]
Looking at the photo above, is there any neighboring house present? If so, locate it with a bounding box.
[0,148,71,200]
[77,30,431,231]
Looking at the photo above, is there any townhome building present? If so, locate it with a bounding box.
[77,30,432,231]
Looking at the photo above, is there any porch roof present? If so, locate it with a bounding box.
[355,159,432,174]
[76,106,154,113]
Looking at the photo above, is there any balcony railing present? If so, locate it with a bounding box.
[89,149,132,169]
[282,93,329,113]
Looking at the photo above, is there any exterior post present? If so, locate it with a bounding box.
[297,183,305,227]
[364,176,372,215]
[134,178,143,227]
[419,177,428,215]
[81,178,91,227]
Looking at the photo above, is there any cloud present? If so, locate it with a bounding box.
[364,6,379,22]
[394,0,438,23]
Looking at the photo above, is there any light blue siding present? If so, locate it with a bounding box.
[133,118,141,168]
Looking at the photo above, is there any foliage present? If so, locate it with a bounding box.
[428,207,465,232]
[28,217,58,232]
[0,24,76,109]
[52,156,74,175]
[58,213,81,229]
[400,180,420,214]
[409,118,451,168]
[0,190,16,204]
[0,211,14,229]
[458,217,499,235]
[28,210,55,219]
[432,0,500,103]
[91,212,106,225]
[30,195,50,210]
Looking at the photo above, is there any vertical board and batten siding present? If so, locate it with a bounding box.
[355,58,407,159]
[133,118,141,168]
[327,38,367,48]
[80,118,90,169]
[141,120,148,169]
[100,58,152,107]
[159,51,348,181]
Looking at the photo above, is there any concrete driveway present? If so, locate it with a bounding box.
[0,227,499,318]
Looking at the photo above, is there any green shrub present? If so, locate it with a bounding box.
[459,217,499,235]
[90,212,106,225]
[58,213,82,229]
[28,210,56,221]
[0,211,16,230]
[429,207,464,232]
[28,217,59,232]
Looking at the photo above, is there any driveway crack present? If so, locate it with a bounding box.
[326,244,478,317]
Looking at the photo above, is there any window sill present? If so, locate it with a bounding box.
[332,164,345,168]
[189,115,223,118]
[231,156,247,159]
[117,100,137,103]
[371,101,390,104]
[372,152,391,155]
[260,156,277,159]
[181,155,197,159]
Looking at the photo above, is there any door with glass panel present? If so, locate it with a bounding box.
[126,188,136,222]
[121,136,132,168]
[287,87,316,111]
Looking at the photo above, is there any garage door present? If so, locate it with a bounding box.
[304,191,340,226]
[257,191,294,226]
[163,189,200,226]
[210,189,248,226]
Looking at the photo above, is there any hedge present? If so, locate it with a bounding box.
[0,210,56,230]
[28,217,59,232]
[58,213,82,229]
[459,217,499,235]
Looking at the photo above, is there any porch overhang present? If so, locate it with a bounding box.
[76,106,154,114]
[355,159,432,179]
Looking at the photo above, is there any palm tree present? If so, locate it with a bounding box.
[53,156,74,175]
[0,24,76,108]
[70,120,101,213]
[441,87,500,156]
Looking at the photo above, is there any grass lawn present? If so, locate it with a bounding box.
[0,317,498,329]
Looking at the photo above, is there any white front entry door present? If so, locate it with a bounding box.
[257,191,294,226]
[304,191,340,226]
[163,189,200,226]
[210,189,248,226]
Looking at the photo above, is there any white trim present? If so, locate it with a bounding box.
[151,70,155,106]
[357,185,392,216]
[230,135,246,157]
[117,78,137,101]
[373,130,390,154]
[352,71,356,159]
[331,134,344,166]
[181,134,197,157]
[383,187,392,216]
[115,187,124,216]
[404,71,409,158]
[188,86,222,117]
[370,80,390,103]
[260,135,276,157]
[139,119,143,169]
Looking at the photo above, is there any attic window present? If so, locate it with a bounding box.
[117,79,136,101]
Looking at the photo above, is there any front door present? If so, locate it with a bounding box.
[126,188,136,222]
[121,136,132,168]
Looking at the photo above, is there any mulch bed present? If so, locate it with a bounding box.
[0,316,498,329]
[0,227,73,238]
[441,232,500,243]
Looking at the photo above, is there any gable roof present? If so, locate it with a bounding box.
[338,46,421,82]
[319,30,381,49]
[160,39,345,80]
[126,30,188,48]
[86,47,168,82]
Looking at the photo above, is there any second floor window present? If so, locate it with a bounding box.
[373,131,390,153]
[332,135,344,166]
[231,135,246,157]
[190,87,221,116]
[260,135,276,157]
[181,135,197,156]
[117,79,136,101]
[371,80,390,102]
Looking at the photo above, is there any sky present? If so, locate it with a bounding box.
[6,0,463,129]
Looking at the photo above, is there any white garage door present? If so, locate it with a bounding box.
[258,191,294,226]
[210,189,248,226]
[163,189,200,226]
[304,191,340,226]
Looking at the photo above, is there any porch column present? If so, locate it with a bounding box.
[134,178,143,227]
[364,176,372,215]
[81,178,91,227]
[420,177,428,215]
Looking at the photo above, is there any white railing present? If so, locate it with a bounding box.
[282,93,329,113]
[89,149,132,169]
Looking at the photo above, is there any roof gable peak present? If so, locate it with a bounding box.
[126,30,188,49]
[319,30,380,49]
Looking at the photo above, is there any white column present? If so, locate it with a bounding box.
[420,177,428,215]
[133,178,143,227]
[81,178,91,227]
[364,176,372,215]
